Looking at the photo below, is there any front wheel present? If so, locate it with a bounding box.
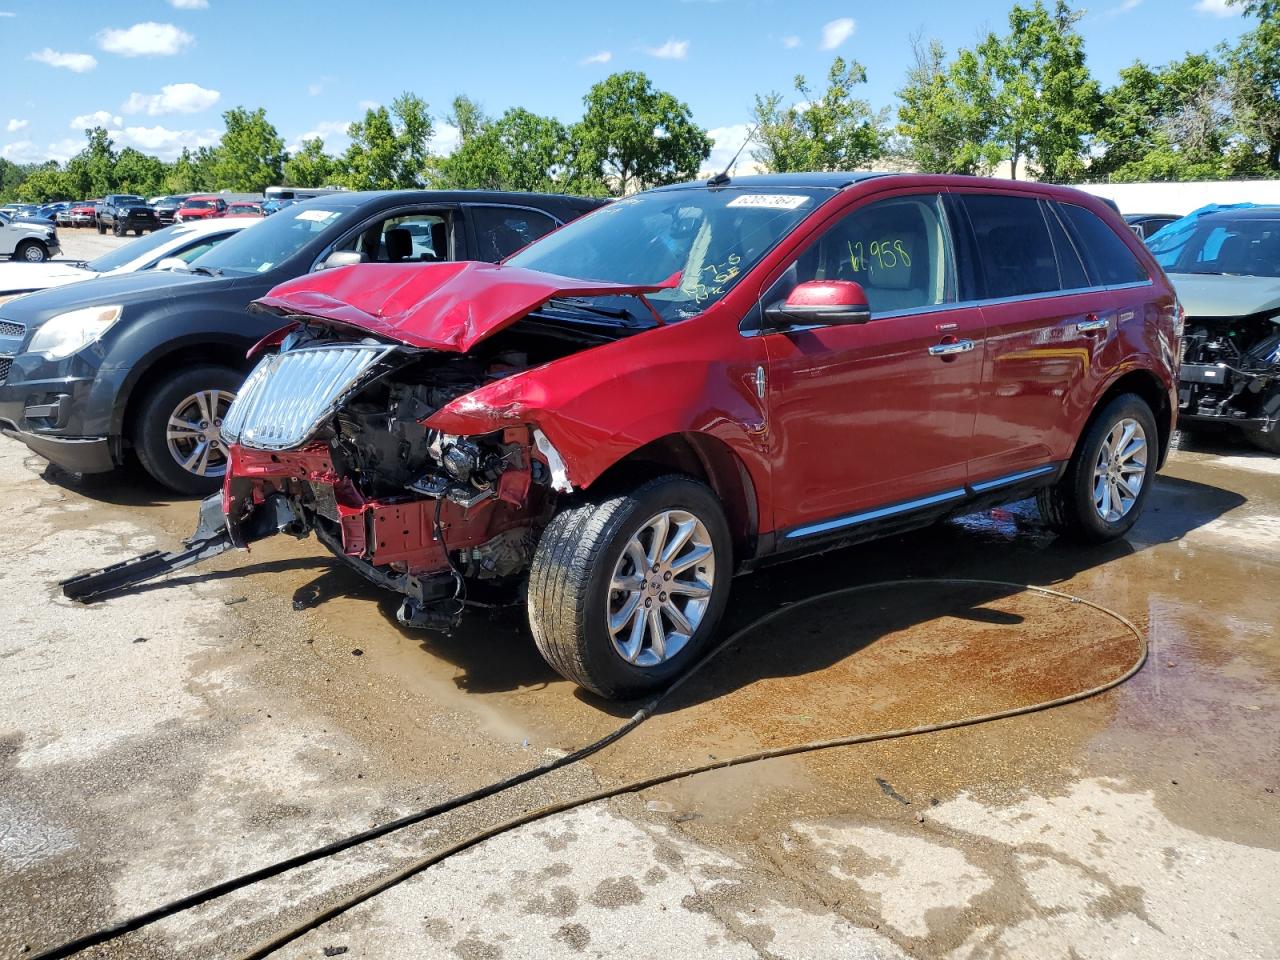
[96,222,106,234]
[528,475,733,698]
[133,365,241,495]
[14,239,48,263]
[1038,393,1158,543]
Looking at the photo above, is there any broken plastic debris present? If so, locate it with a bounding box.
[532,428,573,493]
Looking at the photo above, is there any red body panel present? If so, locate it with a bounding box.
[255,261,680,353]
[236,174,1179,565]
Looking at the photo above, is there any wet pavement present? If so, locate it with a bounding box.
[0,431,1276,959]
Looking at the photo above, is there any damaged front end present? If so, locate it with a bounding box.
[62,261,672,626]
[1179,311,1280,440]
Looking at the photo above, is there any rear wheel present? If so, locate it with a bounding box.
[14,239,48,263]
[96,221,106,234]
[528,475,732,699]
[133,365,240,495]
[1038,393,1158,543]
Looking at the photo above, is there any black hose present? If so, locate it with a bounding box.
[29,579,1145,960]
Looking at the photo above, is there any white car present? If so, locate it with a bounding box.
[0,218,256,302]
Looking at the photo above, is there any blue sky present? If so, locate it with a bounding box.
[0,0,1255,171]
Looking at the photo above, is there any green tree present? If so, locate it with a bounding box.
[752,57,888,173]
[438,108,573,192]
[1094,54,1231,181]
[341,93,435,189]
[0,159,39,202]
[114,147,167,196]
[1224,15,1280,174]
[896,36,986,173]
[974,0,1100,181]
[165,148,202,193]
[447,95,488,145]
[14,163,70,203]
[574,71,711,195]
[211,107,285,191]
[61,127,118,198]
[283,137,339,187]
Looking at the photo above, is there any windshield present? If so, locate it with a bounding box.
[1149,216,1280,278]
[188,201,344,275]
[506,186,831,321]
[184,200,213,210]
[86,223,193,272]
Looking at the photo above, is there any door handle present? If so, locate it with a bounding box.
[928,339,975,356]
[1077,315,1109,333]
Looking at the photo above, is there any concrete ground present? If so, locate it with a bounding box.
[0,425,1277,960]
[46,226,136,263]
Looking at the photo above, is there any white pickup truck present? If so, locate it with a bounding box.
[0,210,60,262]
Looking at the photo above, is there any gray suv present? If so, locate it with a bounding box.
[0,210,61,262]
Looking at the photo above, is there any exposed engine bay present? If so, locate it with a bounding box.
[1179,312,1280,443]
[219,312,625,628]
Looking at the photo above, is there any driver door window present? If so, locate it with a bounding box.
[332,210,452,264]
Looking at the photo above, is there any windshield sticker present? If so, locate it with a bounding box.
[727,194,810,210]
[296,209,340,223]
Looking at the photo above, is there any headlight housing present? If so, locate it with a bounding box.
[26,305,122,360]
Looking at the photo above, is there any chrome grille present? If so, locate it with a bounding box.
[0,320,25,337]
[221,344,396,451]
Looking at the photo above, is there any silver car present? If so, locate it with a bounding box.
[0,211,61,262]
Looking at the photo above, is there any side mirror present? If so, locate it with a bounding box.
[154,257,190,272]
[317,251,364,271]
[765,280,871,329]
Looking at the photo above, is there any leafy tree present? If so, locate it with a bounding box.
[752,57,888,173]
[974,0,1099,181]
[1094,54,1232,181]
[283,137,339,187]
[114,147,167,196]
[438,108,573,192]
[211,107,285,191]
[164,148,201,193]
[1224,15,1280,174]
[447,95,488,145]
[61,127,118,198]
[14,163,70,203]
[574,71,711,195]
[341,93,435,189]
[0,159,39,202]
[896,36,986,173]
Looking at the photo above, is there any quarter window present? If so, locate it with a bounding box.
[789,193,955,314]
[1056,201,1149,285]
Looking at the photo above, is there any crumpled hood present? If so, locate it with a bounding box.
[252,261,678,353]
[1171,273,1280,319]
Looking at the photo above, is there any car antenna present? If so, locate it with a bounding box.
[707,125,757,187]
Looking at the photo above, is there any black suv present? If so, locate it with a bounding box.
[97,195,160,237]
[0,190,605,493]
[151,195,192,226]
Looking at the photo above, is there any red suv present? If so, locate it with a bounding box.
[174,174,1181,697]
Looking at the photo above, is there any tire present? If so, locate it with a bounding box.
[14,240,48,263]
[113,222,124,237]
[1038,393,1158,543]
[133,364,241,495]
[528,475,733,699]
[135,229,143,237]
[96,221,106,234]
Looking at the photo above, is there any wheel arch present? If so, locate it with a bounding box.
[586,432,760,568]
[115,337,254,445]
[1084,368,1173,468]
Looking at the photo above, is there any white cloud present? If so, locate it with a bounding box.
[1193,0,1238,14]
[431,122,461,156]
[28,48,97,72]
[1,141,41,162]
[122,82,220,116]
[308,81,324,96]
[46,139,83,163]
[820,17,856,50]
[97,22,194,57]
[6,118,28,133]
[0,10,16,15]
[168,0,209,7]
[700,124,764,177]
[782,35,802,49]
[120,124,219,158]
[580,50,612,65]
[71,110,123,129]
[357,99,381,111]
[644,38,689,60]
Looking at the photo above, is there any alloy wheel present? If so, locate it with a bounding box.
[22,244,46,262]
[606,509,716,667]
[1093,417,1147,522]
[166,389,235,479]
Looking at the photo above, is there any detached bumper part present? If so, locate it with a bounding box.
[0,426,116,474]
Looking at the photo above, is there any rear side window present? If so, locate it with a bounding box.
[1056,202,1149,286]
[473,206,558,261]
[790,193,956,314]
[960,193,1072,299]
